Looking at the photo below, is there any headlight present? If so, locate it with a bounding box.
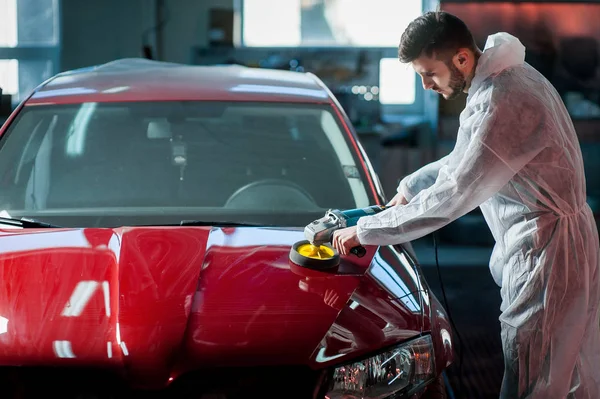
[325,335,435,399]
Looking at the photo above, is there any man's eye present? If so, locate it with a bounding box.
[425,72,435,77]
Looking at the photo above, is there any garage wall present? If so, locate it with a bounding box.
[60,0,155,71]
[60,0,233,72]
[162,0,233,64]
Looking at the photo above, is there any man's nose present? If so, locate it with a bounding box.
[422,77,434,90]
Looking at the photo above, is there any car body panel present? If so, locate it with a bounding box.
[0,227,210,378]
[25,60,331,106]
[309,245,426,369]
[0,225,428,389]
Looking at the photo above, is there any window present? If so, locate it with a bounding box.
[0,0,60,105]
[379,57,416,105]
[0,101,374,227]
[237,0,423,48]
[236,0,425,107]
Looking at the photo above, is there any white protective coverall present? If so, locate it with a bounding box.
[357,32,600,398]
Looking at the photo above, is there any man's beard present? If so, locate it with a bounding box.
[444,61,466,100]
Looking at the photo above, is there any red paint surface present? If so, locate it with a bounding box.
[24,61,331,106]
[0,226,444,388]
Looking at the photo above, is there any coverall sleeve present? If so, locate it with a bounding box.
[397,154,451,202]
[357,89,547,246]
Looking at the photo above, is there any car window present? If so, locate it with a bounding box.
[0,101,374,227]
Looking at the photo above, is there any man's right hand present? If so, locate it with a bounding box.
[387,192,408,207]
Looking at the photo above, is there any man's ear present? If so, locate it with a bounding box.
[453,48,470,69]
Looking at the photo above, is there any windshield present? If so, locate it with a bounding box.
[0,101,374,228]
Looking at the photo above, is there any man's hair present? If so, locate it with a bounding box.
[398,11,477,63]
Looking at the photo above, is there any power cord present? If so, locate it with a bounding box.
[432,232,465,398]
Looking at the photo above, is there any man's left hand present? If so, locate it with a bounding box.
[332,226,361,256]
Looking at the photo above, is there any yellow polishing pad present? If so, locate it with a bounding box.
[289,240,340,269]
[297,243,335,260]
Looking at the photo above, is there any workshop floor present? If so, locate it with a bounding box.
[411,238,504,399]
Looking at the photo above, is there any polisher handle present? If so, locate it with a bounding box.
[350,245,366,258]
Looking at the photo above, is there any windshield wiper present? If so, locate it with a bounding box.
[0,217,61,228]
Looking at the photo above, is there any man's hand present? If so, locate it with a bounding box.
[387,192,408,207]
[332,225,361,256]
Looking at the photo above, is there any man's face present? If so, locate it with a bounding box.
[411,53,466,100]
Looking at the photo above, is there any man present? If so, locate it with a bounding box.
[332,10,600,399]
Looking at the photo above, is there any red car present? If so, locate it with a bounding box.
[0,59,454,398]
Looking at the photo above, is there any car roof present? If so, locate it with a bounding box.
[26,58,333,106]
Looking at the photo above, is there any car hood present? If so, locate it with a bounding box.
[0,226,426,388]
